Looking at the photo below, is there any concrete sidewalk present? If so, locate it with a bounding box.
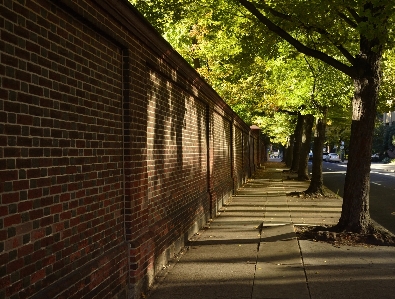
[146,163,395,299]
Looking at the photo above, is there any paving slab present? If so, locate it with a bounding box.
[253,224,310,299]
[147,225,259,299]
[300,240,395,299]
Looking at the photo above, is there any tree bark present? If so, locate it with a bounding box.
[297,114,314,180]
[279,144,285,162]
[337,44,382,233]
[306,109,327,194]
[290,113,303,172]
[285,135,294,168]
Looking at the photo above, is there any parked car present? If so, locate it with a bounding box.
[326,153,341,162]
[323,152,329,160]
[371,153,380,162]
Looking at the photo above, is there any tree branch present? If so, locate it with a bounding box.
[238,0,357,78]
[253,2,292,21]
[253,1,357,65]
[278,109,299,116]
[299,24,356,65]
[337,10,358,28]
[335,44,357,65]
[346,6,362,23]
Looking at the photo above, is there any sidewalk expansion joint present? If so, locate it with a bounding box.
[297,235,312,299]
[250,221,264,299]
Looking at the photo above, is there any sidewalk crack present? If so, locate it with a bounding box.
[297,234,312,299]
[250,221,264,299]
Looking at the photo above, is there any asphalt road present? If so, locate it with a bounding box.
[318,161,395,235]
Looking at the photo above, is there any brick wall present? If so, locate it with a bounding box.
[210,110,232,215]
[233,125,245,190]
[0,0,266,298]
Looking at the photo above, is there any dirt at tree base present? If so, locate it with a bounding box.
[295,225,395,247]
[288,183,395,247]
[287,190,336,199]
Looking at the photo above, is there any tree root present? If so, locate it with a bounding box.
[295,224,395,247]
[287,190,331,199]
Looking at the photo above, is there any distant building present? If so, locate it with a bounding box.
[383,111,395,126]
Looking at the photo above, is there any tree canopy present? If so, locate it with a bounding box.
[131,0,357,144]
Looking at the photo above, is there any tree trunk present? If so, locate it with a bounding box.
[285,135,294,168]
[290,113,303,172]
[338,47,382,233]
[306,108,327,194]
[279,144,285,162]
[297,114,314,180]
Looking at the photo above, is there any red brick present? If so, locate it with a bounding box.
[0,276,11,291]
[31,228,45,241]
[0,206,7,217]
[18,201,33,212]
[15,48,31,62]
[13,180,29,191]
[40,235,54,247]
[40,216,53,227]
[28,188,42,199]
[26,168,40,179]
[16,222,32,235]
[6,280,23,298]
[53,222,64,233]
[27,62,41,75]
[12,232,35,256]
[0,230,7,241]
[16,158,32,168]
[18,243,34,258]
[2,77,20,90]
[6,258,24,273]
[25,40,40,55]
[50,204,62,214]
[0,170,18,183]
[31,249,46,262]
[0,253,7,265]
[60,193,70,202]
[43,255,56,267]
[51,240,64,253]
[60,211,72,220]
[50,185,62,195]
[4,214,21,227]
[29,209,43,220]
[20,264,35,277]
[1,53,18,67]
[0,159,10,171]
[36,177,51,188]
[1,6,18,23]
[3,148,21,158]
[16,136,33,147]
[29,84,43,96]
[2,191,19,204]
